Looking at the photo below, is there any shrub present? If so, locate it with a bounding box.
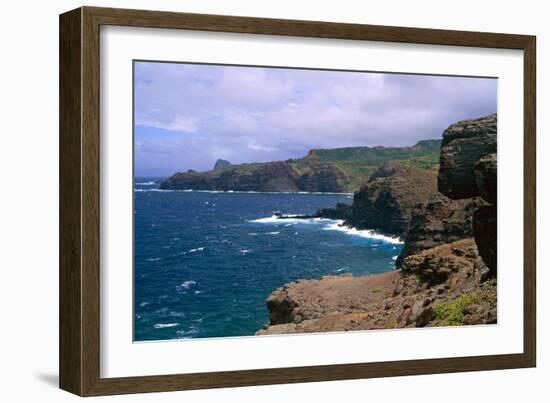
[434,292,482,326]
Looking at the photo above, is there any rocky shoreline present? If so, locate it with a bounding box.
[258,113,498,335]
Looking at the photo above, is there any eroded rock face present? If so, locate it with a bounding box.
[395,194,481,267]
[316,202,353,220]
[400,238,479,285]
[437,114,497,276]
[473,205,497,274]
[474,153,497,204]
[438,114,497,199]
[296,163,349,193]
[346,163,439,237]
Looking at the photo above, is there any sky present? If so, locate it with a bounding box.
[134,61,497,177]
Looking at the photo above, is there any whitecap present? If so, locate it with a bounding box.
[266,231,280,235]
[136,181,156,185]
[176,327,200,338]
[392,256,398,260]
[239,249,252,254]
[147,257,161,262]
[134,188,175,192]
[153,323,179,329]
[249,215,332,225]
[187,247,205,254]
[180,280,197,289]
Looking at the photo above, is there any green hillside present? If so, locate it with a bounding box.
[287,139,441,191]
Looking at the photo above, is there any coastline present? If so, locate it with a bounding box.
[134,187,354,196]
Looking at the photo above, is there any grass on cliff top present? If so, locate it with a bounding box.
[434,291,483,326]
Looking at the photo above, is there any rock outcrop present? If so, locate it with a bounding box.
[316,202,353,220]
[213,159,231,171]
[438,114,497,199]
[345,162,439,237]
[438,114,497,276]
[395,195,482,267]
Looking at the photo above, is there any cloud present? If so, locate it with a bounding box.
[134,62,497,176]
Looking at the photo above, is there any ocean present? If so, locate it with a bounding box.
[134,179,403,341]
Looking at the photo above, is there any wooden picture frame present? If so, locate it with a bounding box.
[59,6,536,396]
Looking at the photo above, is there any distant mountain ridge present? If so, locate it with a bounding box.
[160,139,441,193]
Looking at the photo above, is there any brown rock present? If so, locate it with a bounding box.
[474,153,497,204]
[346,162,438,237]
[473,205,497,276]
[438,114,497,199]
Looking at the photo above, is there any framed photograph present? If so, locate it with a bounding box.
[59,6,536,396]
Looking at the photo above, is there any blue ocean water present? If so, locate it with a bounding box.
[134,179,403,341]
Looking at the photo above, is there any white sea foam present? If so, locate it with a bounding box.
[323,221,403,244]
[240,249,252,254]
[176,327,200,338]
[147,257,161,262]
[169,189,352,195]
[392,256,398,260]
[249,215,330,224]
[134,188,175,192]
[136,181,156,185]
[266,231,280,235]
[135,188,354,196]
[180,280,197,289]
[153,323,179,329]
[186,247,205,254]
[250,214,402,244]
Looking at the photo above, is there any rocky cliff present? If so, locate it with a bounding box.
[438,114,497,276]
[345,161,439,237]
[160,140,441,193]
[161,161,301,192]
[438,114,497,198]
[395,195,482,267]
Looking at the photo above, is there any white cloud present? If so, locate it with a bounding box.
[134,62,497,175]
